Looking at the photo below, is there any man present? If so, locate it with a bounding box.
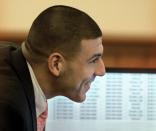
[0,5,105,131]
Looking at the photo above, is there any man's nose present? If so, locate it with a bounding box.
[95,58,105,76]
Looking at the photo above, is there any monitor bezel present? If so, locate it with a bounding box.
[106,67,156,73]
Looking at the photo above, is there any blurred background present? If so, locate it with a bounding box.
[0,0,156,36]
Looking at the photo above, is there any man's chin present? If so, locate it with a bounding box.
[68,94,86,103]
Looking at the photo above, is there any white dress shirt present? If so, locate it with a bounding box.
[27,61,47,118]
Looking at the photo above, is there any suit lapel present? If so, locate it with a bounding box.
[9,47,37,131]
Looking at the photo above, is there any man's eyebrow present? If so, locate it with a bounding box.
[87,53,103,61]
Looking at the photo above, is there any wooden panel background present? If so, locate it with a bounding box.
[103,36,156,69]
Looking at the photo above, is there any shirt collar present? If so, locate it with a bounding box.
[27,62,47,117]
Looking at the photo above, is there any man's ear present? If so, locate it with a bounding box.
[48,53,65,76]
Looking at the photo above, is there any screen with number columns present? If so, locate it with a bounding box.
[46,71,156,131]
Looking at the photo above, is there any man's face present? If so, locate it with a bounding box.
[58,37,105,102]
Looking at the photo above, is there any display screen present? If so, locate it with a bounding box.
[46,68,156,131]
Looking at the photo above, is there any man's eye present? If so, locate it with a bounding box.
[91,58,99,63]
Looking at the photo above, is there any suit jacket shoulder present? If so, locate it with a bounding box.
[0,41,37,131]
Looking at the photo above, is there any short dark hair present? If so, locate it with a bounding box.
[25,5,102,63]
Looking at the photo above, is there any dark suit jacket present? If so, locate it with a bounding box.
[0,41,37,131]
